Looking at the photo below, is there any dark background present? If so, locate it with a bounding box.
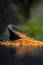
[0,0,43,41]
[0,0,43,65]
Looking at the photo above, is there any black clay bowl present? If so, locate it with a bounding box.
[8,24,24,40]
